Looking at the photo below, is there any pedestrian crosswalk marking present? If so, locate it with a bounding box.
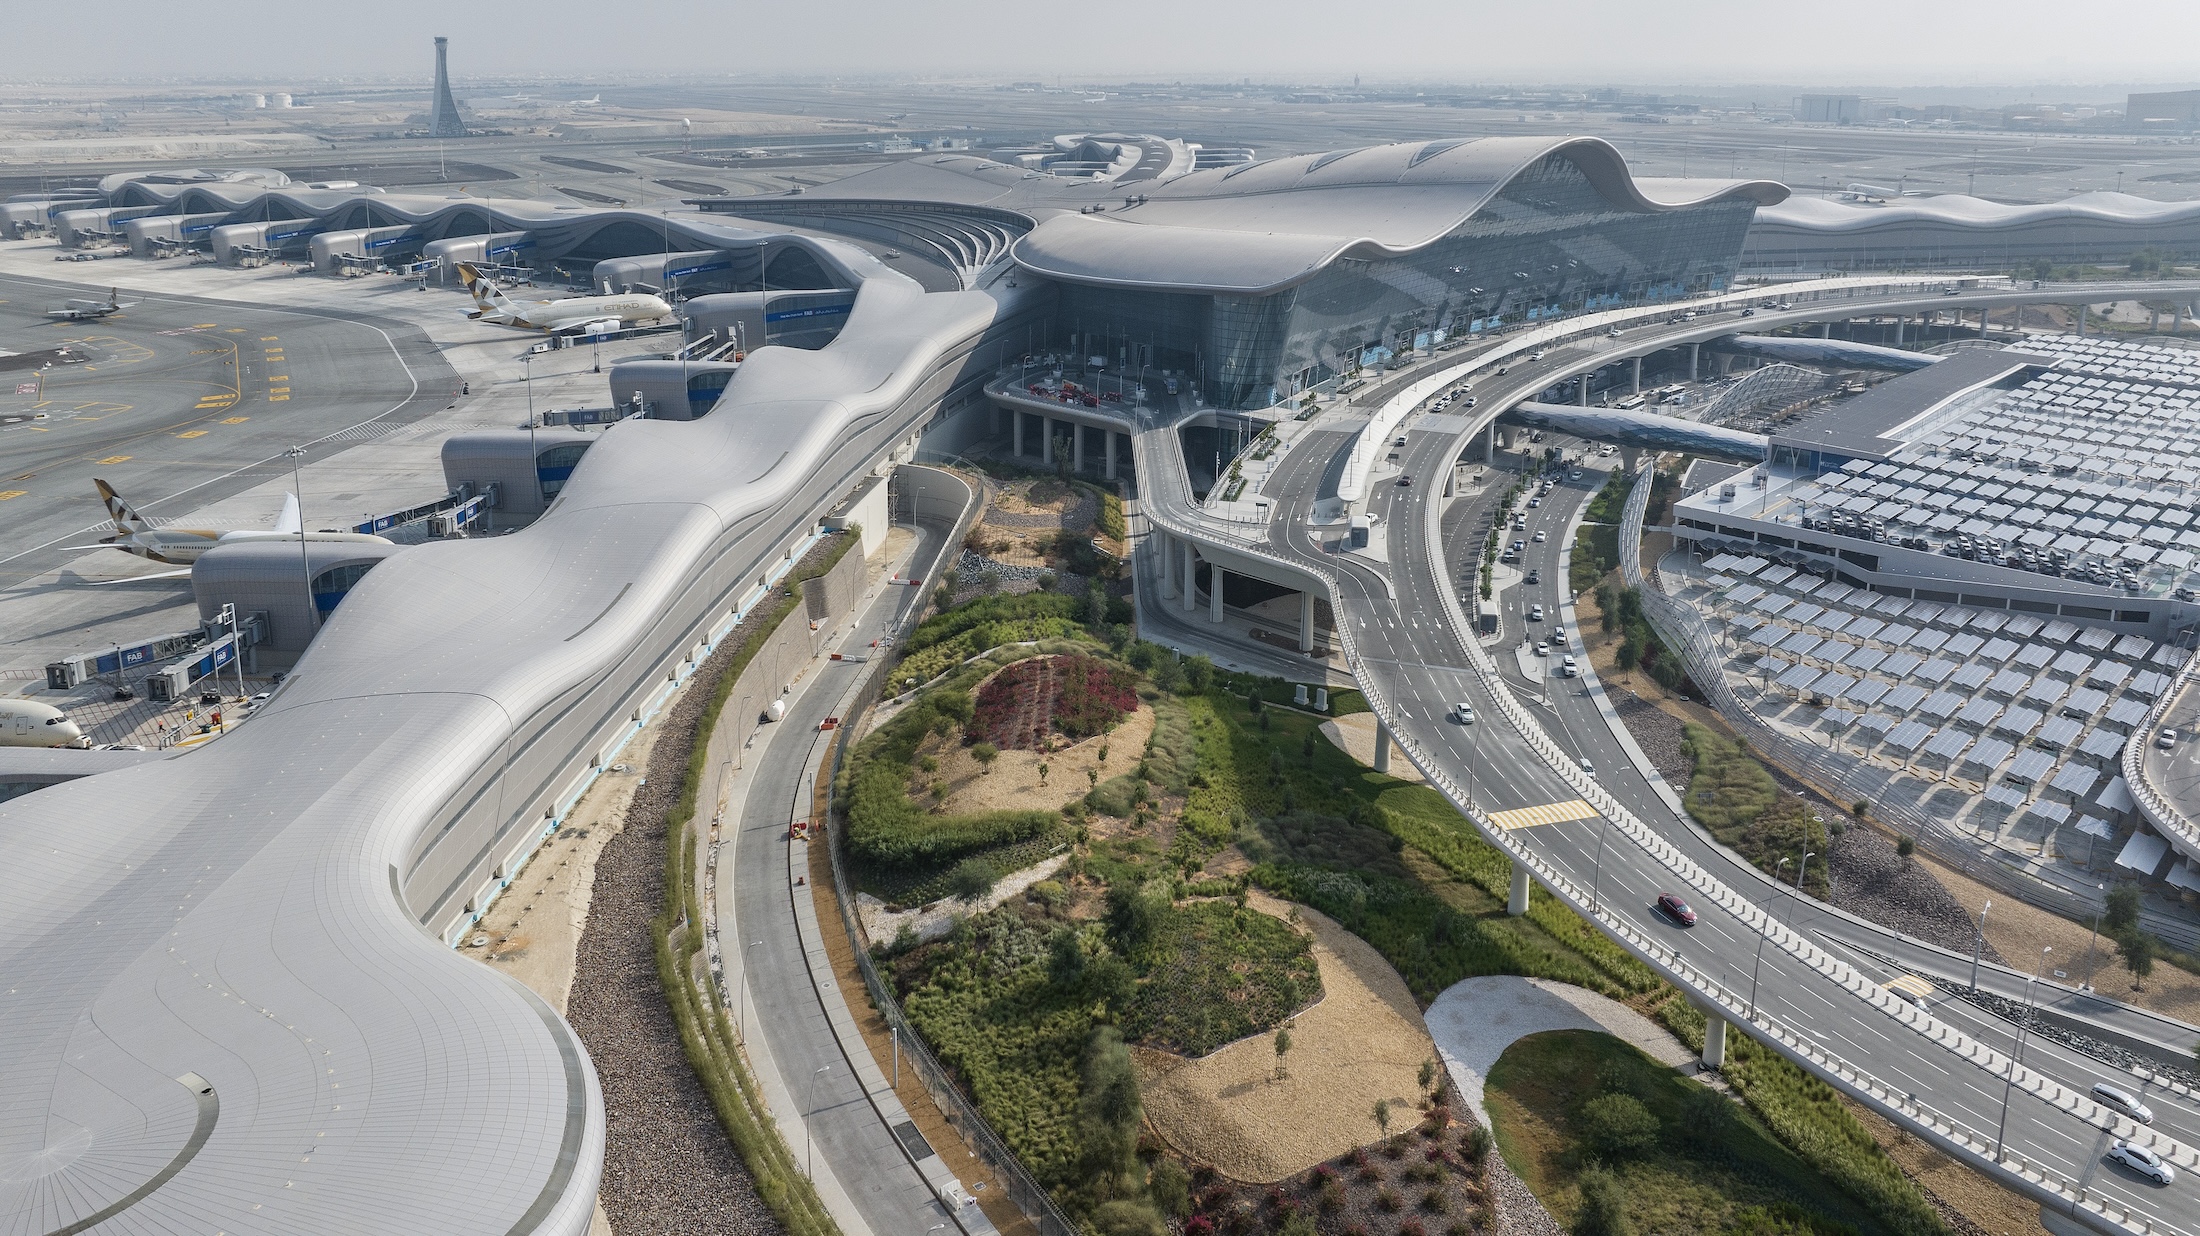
[1489,799,1601,830]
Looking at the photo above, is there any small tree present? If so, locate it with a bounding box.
[1373,1098,1392,1139]
[1896,835,1915,859]
[1274,1027,1293,1082]
[1038,762,1050,786]
[930,781,949,811]
[2122,931,2158,986]
[1418,1058,1438,1096]
[1852,799,1870,820]
[972,742,999,774]
[1574,1168,1633,1236]
[2105,885,2142,934]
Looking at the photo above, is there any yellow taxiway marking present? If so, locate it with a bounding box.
[260,335,278,341]
[0,490,25,501]
[268,374,288,381]
[192,322,217,329]
[195,400,233,410]
[177,430,208,438]
[95,455,132,465]
[267,394,289,402]
[268,387,290,395]
[221,416,249,424]
[1487,799,1601,831]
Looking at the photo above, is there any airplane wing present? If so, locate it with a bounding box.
[270,492,301,536]
[80,567,193,585]
[545,315,623,335]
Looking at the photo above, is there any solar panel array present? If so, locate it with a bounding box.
[1749,335,2200,599]
[1697,548,2185,845]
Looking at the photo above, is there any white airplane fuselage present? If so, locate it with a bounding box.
[473,292,672,334]
[105,526,390,566]
[0,700,86,748]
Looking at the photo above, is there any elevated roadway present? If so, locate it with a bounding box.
[1137,276,2200,1235]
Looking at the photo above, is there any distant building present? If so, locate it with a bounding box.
[1796,94,1867,124]
[2128,89,2200,129]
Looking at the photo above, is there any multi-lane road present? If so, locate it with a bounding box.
[1138,280,2200,1233]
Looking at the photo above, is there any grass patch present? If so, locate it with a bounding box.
[1487,1028,1889,1236]
[1658,1004,1947,1236]
[891,591,1088,688]
[1681,724,1832,898]
[1121,898,1321,1057]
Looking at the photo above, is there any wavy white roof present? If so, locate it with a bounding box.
[1754,190,2200,233]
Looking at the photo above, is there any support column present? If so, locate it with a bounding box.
[1820,321,1833,339]
[1507,862,1531,916]
[1483,422,1497,462]
[1072,422,1085,474]
[1688,343,1700,381]
[1182,541,1197,613]
[1012,409,1025,457]
[1701,1011,1728,1069]
[2078,304,2089,335]
[1298,590,1316,653]
[1893,316,1904,345]
[1578,373,1590,406]
[1041,417,1054,466]
[2176,304,2187,336]
[1630,356,1642,395]
[2153,308,2163,335]
[1105,430,1117,481]
[1210,565,1226,622]
[1374,719,1393,773]
[1157,533,1176,600]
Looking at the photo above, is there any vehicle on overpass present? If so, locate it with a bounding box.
[0,699,87,748]
[43,287,135,320]
[457,261,672,335]
[67,479,391,571]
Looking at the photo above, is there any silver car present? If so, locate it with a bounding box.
[2108,1140,2175,1185]
[2094,1082,2155,1125]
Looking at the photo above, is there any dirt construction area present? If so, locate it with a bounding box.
[1136,890,1438,1183]
[919,699,1155,815]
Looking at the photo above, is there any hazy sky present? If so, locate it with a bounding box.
[10,0,2200,88]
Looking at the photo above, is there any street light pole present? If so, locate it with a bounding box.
[2084,884,2105,990]
[1994,946,2052,1158]
[1751,857,1791,1020]
[285,447,317,632]
[1970,899,1992,991]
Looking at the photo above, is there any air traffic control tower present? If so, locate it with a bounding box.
[428,36,465,138]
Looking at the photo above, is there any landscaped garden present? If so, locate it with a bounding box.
[842,581,1950,1236]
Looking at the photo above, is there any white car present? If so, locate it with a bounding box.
[2109,1140,2175,1185]
[2094,1082,2155,1125]
[1532,530,1547,543]
[1580,757,1597,778]
[1527,604,1545,621]
[1528,350,1546,361]
[2160,727,2179,751]
[1453,702,1476,724]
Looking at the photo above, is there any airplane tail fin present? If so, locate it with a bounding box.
[94,478,149,533]
[109,287,119,309]
[456,262,512,314]
[271,492,301,536]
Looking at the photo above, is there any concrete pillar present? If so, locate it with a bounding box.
[1578,374,1590,406]
[2176,304,2186,335]
[1374,719,1393,773]
[2153,308,2163,335]
[1820,321,1832,339]
[1041,418,1054,467]
[2078,304,2089,335]
[1688,343,1700,381]
[1182,541,1197,613]
[1157,533,1176,600]
[1299,590,1316,652]
[1701,1012,1727,1069]
[1622,447,1642,474]
[1012,409,1025,457]
[1630,356,1642,395]
[1209,565,1226,622]
[1483,423,1497,462]
[1507,862,1531,916]
[1105,430,1117,481]
[1893,316,1904,345]
[1072,423,1086,474]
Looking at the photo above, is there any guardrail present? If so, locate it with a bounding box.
[2122,647,2200,876]
[1137,358,2188,1235]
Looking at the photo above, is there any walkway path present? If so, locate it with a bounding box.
[1423,976,1694,1131]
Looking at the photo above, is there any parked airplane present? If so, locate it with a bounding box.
[45,288,135,321]
[0,699,87,748]
[457,262,673,335]
[65,479,391,575]
[568,94,602,107]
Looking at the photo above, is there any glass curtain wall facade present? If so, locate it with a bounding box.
[1055,153,1759,410]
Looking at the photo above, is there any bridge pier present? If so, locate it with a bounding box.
[1578,374,1590,406]
[1105,430,1117,481]
[1013,409,1025,457]
[1182,541,1197,613]
[1374,719,1393,773]
[1507,862,1531,916]
[1483,423,1497,462]
[1631,356,1642,395]
[2078,304,2088,335]
[1688,343,1699,381]
[1157,533,1176,600]
[2177,304,2187,335]
[1209,565,1226,622]
[1042,417,1055,467]
[1700,1010,1728,1069]
[1622,447,1642,474]
[1893,316,1904,345]
[1299,590,1316,652]
[1820,321,1832,339]
[1072,423,1085,474]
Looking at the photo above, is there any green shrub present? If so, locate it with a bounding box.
[1574,1167,1632,1236]
[1578,1093,1658,1162]
[1121,900,1321,1056]
[949,856,999,903]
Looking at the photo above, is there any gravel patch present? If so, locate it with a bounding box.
[566,542,845,1236]
[1487,1150,1564,1236]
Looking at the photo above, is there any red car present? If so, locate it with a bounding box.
[1656,893,1696,926]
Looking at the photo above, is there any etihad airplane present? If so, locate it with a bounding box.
[66,479,392,578]
[0,700,85,749]
[457,262,673,335]
[45,288,136,321]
